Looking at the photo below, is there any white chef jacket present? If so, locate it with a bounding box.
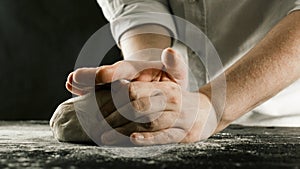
[97,0,300,127]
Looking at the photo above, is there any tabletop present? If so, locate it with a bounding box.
[0,121,299,169]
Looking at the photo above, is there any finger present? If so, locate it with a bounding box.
[99,100,154,136]
[95,80,130,117]
[133,68,164,82]
[67,80,95,93]
[99,96,168,136]
[66,80,129,117]
[98,81,173,122]
[99,108,131,132]
[130,128,186,146]
[98,80,133,120]
[101,110,179,145]
[70,80,95,91]
[69,70,114,91]
[95,61,164,84]
[161,48,188,88]
[65,81,89,96]
[67,72,74,85]
[66,68,99,95]
[98,99,116,118]
[67,77,101,95]
[66,72,94,95]
[94,80,128,106]
[126,82,181,123]
[109,80,132,109]
[128,81,181,106]
[97,89,133,132]
[71,80,129,120]
[101,95,169,131]
[72,67,99,86]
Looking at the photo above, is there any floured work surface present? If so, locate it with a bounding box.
[0,121,299,169]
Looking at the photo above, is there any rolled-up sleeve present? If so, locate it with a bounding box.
[97,0,176,44]
[289,0,300,13]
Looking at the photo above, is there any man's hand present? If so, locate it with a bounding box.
[68,48,218,145]
[65,48,189,137]
[100,81,217,145]
[62,48,211,145]
[65,48,188,96]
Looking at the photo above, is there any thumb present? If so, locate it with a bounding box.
[95,60,163,84]
[161,48,188,89]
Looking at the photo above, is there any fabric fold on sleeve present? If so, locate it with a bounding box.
[97,0,177,45]
[288,0,300,14]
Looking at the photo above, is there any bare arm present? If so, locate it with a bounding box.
[119,24,171,61]
[200,11,300,132]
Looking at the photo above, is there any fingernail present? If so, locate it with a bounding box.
[166,48,174,54]
[133,134,144,140]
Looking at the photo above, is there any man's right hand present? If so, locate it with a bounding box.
[51,48,190,144]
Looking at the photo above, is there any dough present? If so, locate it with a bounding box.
[50,83,114,143]
[50,96,92,143]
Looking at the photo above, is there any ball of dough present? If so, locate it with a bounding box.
[50,96,92,143]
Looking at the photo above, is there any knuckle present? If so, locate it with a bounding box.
[97,66,111,82]
[136,98,150,112]
[97,66,107,75]
[167,82,180,91]
[131,100,142,112]
[128,83,138,100]
[113,60,129,69]
[169,95,180,105]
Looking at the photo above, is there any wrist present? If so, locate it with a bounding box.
[122,48,165,61]
[120,24,171,61]
[197,92,219,138]
[199,85,232,134]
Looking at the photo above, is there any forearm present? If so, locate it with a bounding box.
[120,24,171,61]
[97,0,175,61]
[201,11,300,132]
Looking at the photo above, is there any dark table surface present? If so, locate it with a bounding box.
[0,121,299,169]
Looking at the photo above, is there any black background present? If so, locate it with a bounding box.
[0,0,121,120]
